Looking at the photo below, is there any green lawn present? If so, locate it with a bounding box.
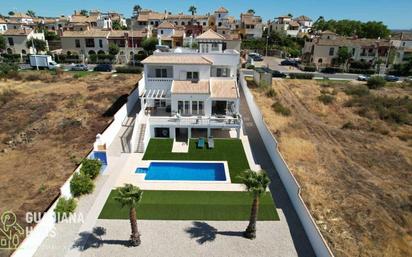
[99,190,279,221]
[142,138,250,183]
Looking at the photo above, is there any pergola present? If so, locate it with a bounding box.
[140,89,170,100]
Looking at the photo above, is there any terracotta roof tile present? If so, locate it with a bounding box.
[196,29,225,40]
[2,29,33,36]
[171,80,209,94]
[158,21,175,29]
[210,79,238,99]
[61,29,110,38]
[141,55,213,65]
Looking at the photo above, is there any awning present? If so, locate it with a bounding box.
[140,89,170,99]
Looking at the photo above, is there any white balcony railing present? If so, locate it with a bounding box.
[149,115,242,128]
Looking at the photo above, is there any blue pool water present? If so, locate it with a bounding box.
[136,162,226,181]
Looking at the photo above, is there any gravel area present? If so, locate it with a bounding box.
[78,214,298,257]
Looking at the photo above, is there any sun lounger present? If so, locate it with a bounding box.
[208,137,214,149]
[197,137,205,148]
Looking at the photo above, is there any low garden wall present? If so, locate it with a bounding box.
[239,70,334,257]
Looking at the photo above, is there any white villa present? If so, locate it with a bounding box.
[133,29,242,152]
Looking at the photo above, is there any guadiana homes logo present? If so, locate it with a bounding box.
[0,211,24,249]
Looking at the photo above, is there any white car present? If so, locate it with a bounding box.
[357,74,369,81]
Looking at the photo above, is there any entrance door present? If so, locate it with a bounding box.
[175,128,188,142]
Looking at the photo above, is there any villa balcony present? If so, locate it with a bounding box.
[148,115,242,129]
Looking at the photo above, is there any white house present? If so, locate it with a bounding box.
[391,32,412,65]
[134,29,241,152]
[3,28,46,54]
[0,17,7,32]
[269,15,312,38]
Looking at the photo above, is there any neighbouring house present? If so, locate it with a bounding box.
[134,29,241,151]
[239,12,263,39]
[268,14,312,37]
[4,12,34,30]
[0,17,7,32]
[391,32,412,65]
[302,31,390,69]
[108,29,147,63]
[157,21,185,48]
[60,29,110,57]
[3,28,46,55]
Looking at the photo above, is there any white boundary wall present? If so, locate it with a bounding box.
[239,71,334,257]
[13,81,142,257]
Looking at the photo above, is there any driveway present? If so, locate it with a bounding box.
[239,85,316,257]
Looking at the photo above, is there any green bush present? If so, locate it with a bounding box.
[70,173,94,197]
[367,76,386,89]
[54,197,77,222]
[344,85,370,96]
[289,73,314,79]
[272,102,291,116]
[80,159,102,179]
[318,94,335,105]
[348,68,375,74]
[0,63,19,79]
[302,65,316,72]
[265,88,277,98]
[115,66,142,74]
[246,64,255,69]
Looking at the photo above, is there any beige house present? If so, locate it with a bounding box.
[302,31,390,68]
[391,32,412,65]
[60,29,110,56]
[3,28,46,54]
[239,12,263,39]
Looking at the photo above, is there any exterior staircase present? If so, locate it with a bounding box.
[136,123,146,153]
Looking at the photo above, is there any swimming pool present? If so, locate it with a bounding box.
[136,162,226,181]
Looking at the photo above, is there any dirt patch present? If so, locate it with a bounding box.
[251,79,412,257]
[0,72,140,255]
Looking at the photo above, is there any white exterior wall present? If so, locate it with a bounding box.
[171,93,212,116]
[0,23,7,32]
[173,64,211,80]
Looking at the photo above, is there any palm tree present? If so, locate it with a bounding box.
[247,9,255,15]
[114,184,143,246]
[239,170,270,239]
[8,11,15,16]
[133,5,142,17]
[26,10,36,17]
[188,5,197,16]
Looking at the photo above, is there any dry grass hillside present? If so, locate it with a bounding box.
[0,71,139,257]
[249,78,412,257]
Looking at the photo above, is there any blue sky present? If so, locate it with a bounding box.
[1,0,411,29]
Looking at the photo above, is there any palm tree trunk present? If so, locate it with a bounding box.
[129,206,141,246]
[244,196,259,239]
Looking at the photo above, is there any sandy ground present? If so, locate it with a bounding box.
[0,71,140,257]
[250,79,412,257]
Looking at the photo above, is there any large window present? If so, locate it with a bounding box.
[191,101,204,115]
[178,101,191,115]
[186,71,199,80]
[75,39,80,48]
[85,38,95,47]
[329,47,335,56]
[155,68,168,78]
[99,39,103,48]
[211,43,219,51]
[7,37,14,46]
[216,67,229,77]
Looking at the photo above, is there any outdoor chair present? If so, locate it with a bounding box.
[208,137,214,149]
[197,137,205,148]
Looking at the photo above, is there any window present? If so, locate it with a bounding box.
[178,101,183,114]
[191,101,204,115]
[99,39,103,48]
[181,22,185,25]
[154,99,166,107]
[75,39,80,48]
[186,71,199,80]
[218,22,222,27]
[211,43,219,51]
[203,22,206,26]
[216,68,229,77]
[402,42,406,47]
[155,68,168,78]
[7,37,14,46]
[192,101,198,114]
[160,30,163,34]
[184,101,190,114]
[199,101,204,115]
[85,38,95,47]
[329,47,335,56]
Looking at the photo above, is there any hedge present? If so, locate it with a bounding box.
[301,65,316,72]
[348,68,375,75]
[115,66,142,74]
[289,73,314,79]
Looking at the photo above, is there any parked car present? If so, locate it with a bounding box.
[357,74,369,81]
[261,67,287,78]
[384,75,400,82]
[280,59,298,67]
[249,53,263,62]
[93,64,113,72]
[71,64,89,71]
[404,76,412,82]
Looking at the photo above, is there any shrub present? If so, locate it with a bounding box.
[348,68,375,75]
[272,102,291,116]
[302,65,316,72]
[115,66,142,74]
[350,61,372,70]
[318,94,335,105]
[344,85,370,96]
[289,73,314,79]
[0,88,19,106]
[321,67,343,73]
[54,197,77,222]
[0,63,19,79]
[70,173,94,197]
[80,159,102,179]
[341,121,356,129]
[246,64,255,69]
[265,88,277,98]
[60,118,82,129]
[367,76,386,89]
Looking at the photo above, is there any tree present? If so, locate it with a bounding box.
[287,13,293,17]
[112,20,127,30]
[336,46,351,70]
[114,184,143,246]
[188,5,197,16]
[239,170,271,239]
[0,35,6,52]
[133,5,142,17]
[26,10,36,17]
[141,37,157,54]
[26,38,47,52]
[247,9,255,14]
[8,11,15,16]
[80,9,88,16]
[108,43,120,56]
